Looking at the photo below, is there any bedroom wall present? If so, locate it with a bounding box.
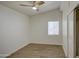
[0,5,30,57]
[30,9,62,45]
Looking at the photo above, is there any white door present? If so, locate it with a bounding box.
[67,11,75,58]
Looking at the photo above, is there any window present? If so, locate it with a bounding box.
[48,21,59,35]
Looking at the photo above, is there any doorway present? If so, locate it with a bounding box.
[75,7,79,57]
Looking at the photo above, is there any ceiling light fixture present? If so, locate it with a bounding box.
[32,4,39,11]
[20,1,45,11]
[32,7,37,10]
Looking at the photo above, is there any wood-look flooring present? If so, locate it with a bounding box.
[7,43,65,58]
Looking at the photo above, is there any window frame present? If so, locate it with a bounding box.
[48,21,59,35]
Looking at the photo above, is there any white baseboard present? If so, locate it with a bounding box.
[31,42,62,45]
[0,42,30,58]
[62,46,67,58]
[0,54,9,58]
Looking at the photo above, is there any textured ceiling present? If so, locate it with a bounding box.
[0,1,61,16]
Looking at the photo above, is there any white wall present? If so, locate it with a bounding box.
[68,11,74,58]
[0,5,30,57]
[30,9,62,45]
[62,12,68,57]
